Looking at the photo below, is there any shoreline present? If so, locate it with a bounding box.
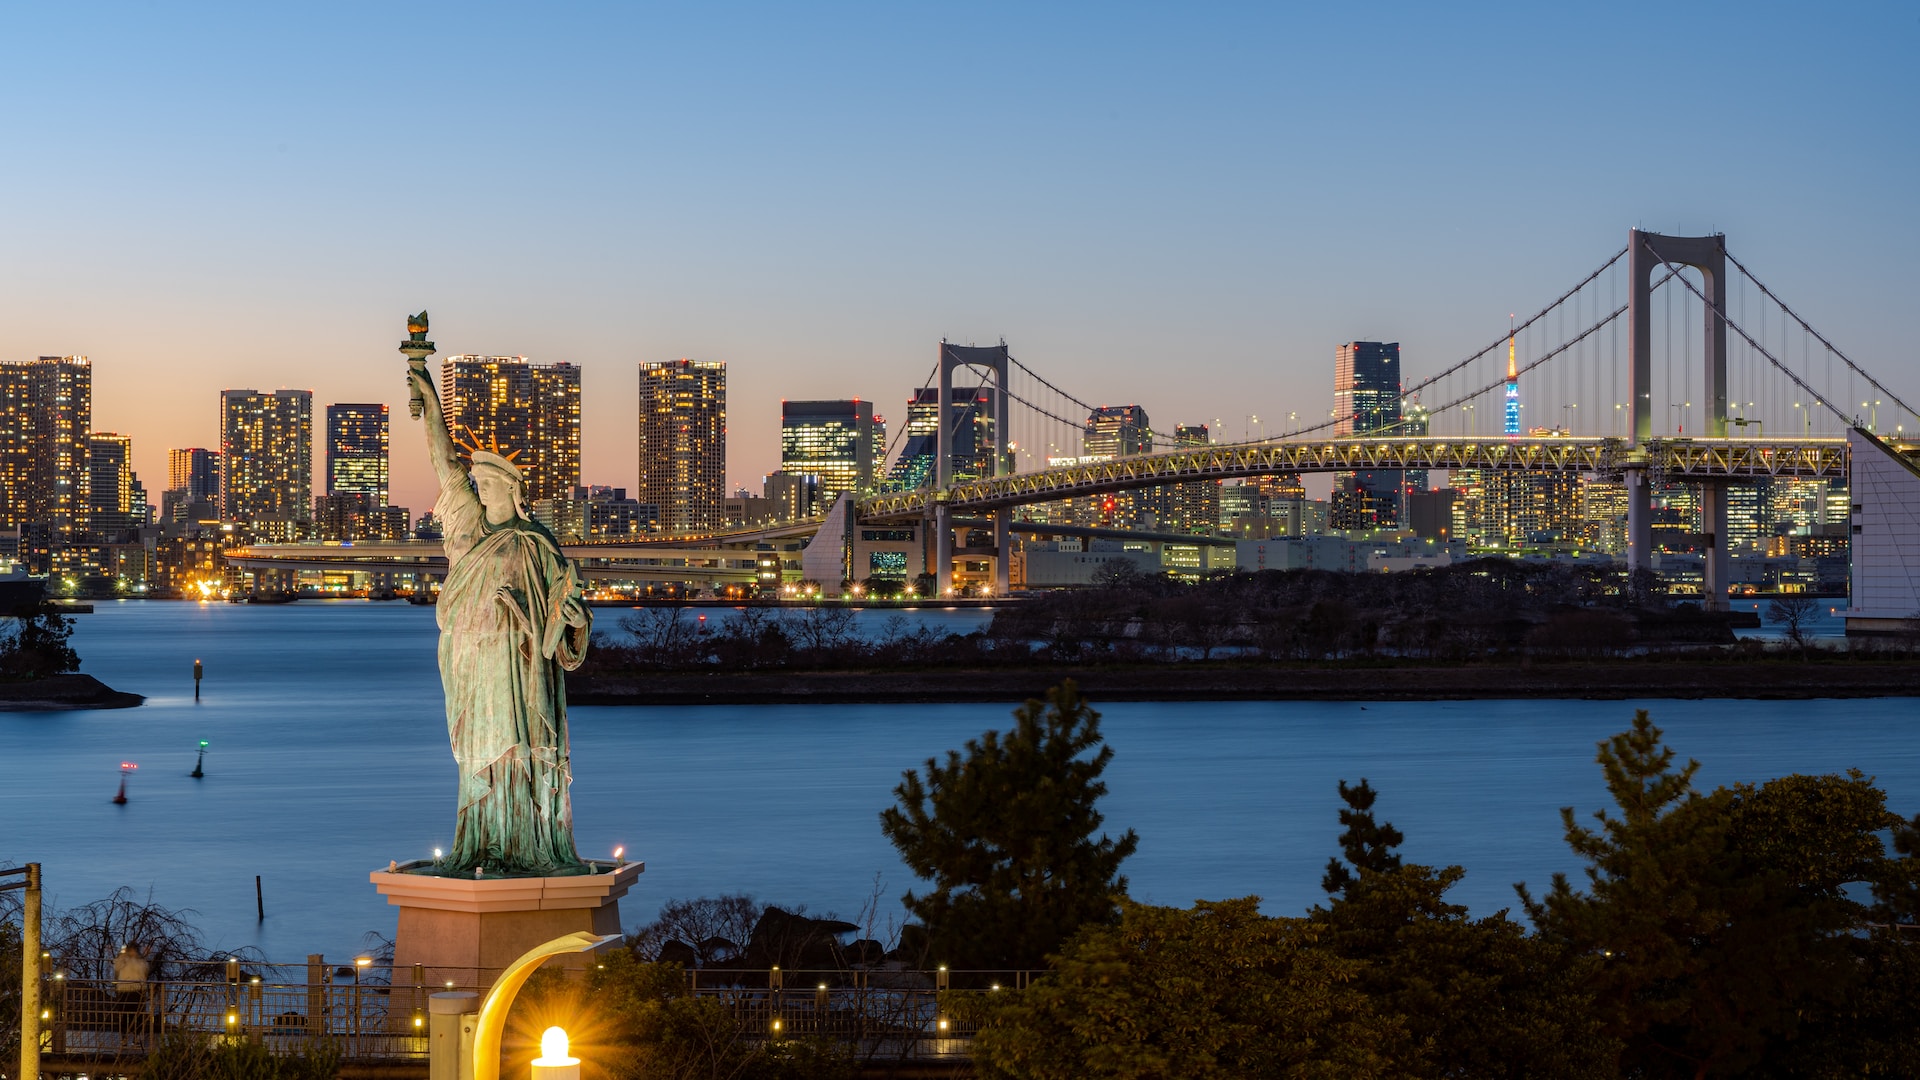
[570,660,1920,705]
[0,673,144,710]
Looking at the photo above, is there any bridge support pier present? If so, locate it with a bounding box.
[1699,482,1729,612]
[935,505,953,596]
[993,509,1011,596]
[1625,469,1654,580]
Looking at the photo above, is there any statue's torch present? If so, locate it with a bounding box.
[400,311,436,420]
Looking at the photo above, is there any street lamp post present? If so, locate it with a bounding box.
[3,863,40,1080]
[1561,403,1577,435]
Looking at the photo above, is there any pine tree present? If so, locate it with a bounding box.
[1320,778,1404,897]
[880,680,1138,970]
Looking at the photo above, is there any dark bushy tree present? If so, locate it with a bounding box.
[0,604,79,679]
[1520,711,1903,1078]
[1315,779,1615,1078]
[961,898,1398,1080]
[880,680,1137,970]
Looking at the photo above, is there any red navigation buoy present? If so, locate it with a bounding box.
[112,761,138,804]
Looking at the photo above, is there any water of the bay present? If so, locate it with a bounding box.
[0,600,1910,964]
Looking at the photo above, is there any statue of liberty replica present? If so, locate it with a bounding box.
[401,312,594,877]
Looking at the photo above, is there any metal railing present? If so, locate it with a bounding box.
[32,962,1038,1064]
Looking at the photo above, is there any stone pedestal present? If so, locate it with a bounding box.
[372,860,644,988]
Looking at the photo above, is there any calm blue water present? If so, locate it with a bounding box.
[1,600,1914,964]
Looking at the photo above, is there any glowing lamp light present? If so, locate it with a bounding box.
[532,1025,580,1079]
[612,845,625,864]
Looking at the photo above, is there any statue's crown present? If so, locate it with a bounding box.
[455,427,524,481]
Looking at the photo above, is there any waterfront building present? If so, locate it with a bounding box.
[326,403,390,503]
[1477,471,1581,546]
[87,433,139,539]
[1576,478,1629,553]
[220,389,312,526]
[313,493,411,542]
[164,448,222,524]
[884,387,997,489]
[1332,342,1404,529]
[781,399,881,504]
[0,356,92,539]
[637,359,726,532]
[440,356,581,505]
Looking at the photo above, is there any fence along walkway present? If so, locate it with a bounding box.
[35,961,1036,1065]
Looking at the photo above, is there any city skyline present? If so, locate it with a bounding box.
[3,6,1914,515]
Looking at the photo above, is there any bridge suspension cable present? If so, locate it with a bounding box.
[1646,241,1864,427]
[1724,247,1920,427]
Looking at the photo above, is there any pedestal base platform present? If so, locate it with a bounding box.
[372,859,644,987]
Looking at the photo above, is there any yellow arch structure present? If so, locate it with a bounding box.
[473,931,621,1080]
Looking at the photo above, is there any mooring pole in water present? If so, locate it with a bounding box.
[191,739,207,779]
[256,875,264,921]
[194,658,203,701]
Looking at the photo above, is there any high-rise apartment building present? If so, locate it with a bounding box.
[781,399,880,505]
[1332,341,1404,530]
[326,403,390,502]
[440,356,581,505]
[637,359,726,533]
[1083,405,1153,458]
[220,389,313,525]
[88,433,138,538]
[884,387,998,490]
[0,356,93,538]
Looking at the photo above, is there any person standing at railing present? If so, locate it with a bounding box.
[113,943,150,997]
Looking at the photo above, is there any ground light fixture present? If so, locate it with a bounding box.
[531,1026,580,1079]
[469,931,620,1080]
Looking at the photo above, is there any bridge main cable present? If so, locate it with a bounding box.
[1724,247,1920,425]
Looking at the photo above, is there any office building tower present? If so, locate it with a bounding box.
[1162,423,1218,533]
[762,471,821,522]
[781,399,880,504]
[637,359,726,532]
[441,356,581,505]
[885,387,998,490]
[220,389,313,525]
[88,433,137,538]
[164,448,223,523]
[1332,341,1403,530]
[326,403,390,503]
[0,356,93,538]
[1083,405,1153,458]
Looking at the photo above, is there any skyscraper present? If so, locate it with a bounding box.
[88,433,137,538]
[220,389,312,525]
[164,447,222,523]
[1162,423,1218,533]
[440,356,582,505]
[1083,405,1153,458]
[637,359,726,533]
[326,403,390,502]
[1333,341,1403,530]
[884,387,998,490]
[0,357,94,538]
[781,399,880,505]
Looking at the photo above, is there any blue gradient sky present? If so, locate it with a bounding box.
[4,3,1915,513]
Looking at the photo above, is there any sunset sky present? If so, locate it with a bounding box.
[4,2,1915,513]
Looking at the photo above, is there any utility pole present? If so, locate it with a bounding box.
[2,863,41,1080]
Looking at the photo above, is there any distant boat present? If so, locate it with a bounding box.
[246,591,297,605]
[407,590,438,606]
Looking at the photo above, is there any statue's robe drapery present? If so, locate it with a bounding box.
[435,467,591,875]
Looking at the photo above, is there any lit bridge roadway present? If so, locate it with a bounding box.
[227,435,1849,577]
[855,435,1850,520]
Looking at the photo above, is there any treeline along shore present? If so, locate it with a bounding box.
[571,560,1920,704]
